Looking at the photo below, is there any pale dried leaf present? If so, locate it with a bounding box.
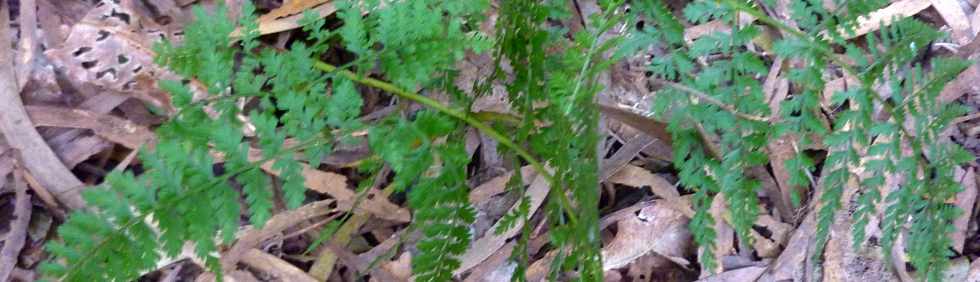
[44,0,175,111]
[240,249,317,282]
[832,0,932,39]
[696,266,766,282]
[456,173,550,276]
[929,0,972,44]
[601,203,691,271]
[951,167,976,252]
[232,1,337,38]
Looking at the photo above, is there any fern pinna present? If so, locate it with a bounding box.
[41,0,972,281]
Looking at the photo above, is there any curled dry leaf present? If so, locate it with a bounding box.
[601,202,691,271]
[44,0,175,111]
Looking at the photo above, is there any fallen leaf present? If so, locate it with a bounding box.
[44,0,176,111]
[455,173,550,276]
[601,202,691,271]
[951,167,976,252]
[696,266,766,282]
[928,0,972,44]
[830,0,932,39]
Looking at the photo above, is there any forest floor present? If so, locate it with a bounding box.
[3,0,980,281]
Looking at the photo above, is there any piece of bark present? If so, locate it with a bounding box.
[0,3,85,210]
[696,266,766,282]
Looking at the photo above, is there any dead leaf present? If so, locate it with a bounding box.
[696,266,766,282]
[939,64,980,103]
[232,1,337,38]
[601,202,691,271]
[44,0,176,111]
[240,249,317,282]
[928,0,972,44]
[952,167,976,252]
[607,164,694,216]
[966,257,980,282]
[830,0,932,40]
[455,173,550,276]
[242,147,411,223]
[26,105,155,149]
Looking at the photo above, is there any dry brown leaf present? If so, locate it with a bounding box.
[243,147,411,223]
[696,266,766,282]
[939,64,980,103]
[25,105,155,149]
[951,167,976,252]
[379,252,412,282]
[767,135,804,222]
[599,135,655,182]
[706,194,733,276]
[44,0,175,111]
[601,202,691,271]
[966,257,980,282]
[232,1,337,38]
[598,103,673,147]
[607,164,694,216]
[928,0,972,44]
[221,200,340,272]
[455,173,550,276]
[469,165,536,204]
[463,242,515,282]
[240,249,318,282]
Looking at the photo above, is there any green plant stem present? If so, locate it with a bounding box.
[311,60,579,225]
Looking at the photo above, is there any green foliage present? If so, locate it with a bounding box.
[42,0,972,281]
[636,0,972,279]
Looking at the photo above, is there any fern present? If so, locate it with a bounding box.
[634,0,971,279]
[42,0,973,281]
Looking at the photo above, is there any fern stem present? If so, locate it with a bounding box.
[311,60,580,225]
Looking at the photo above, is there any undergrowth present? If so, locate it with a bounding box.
[41,0,971,281]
